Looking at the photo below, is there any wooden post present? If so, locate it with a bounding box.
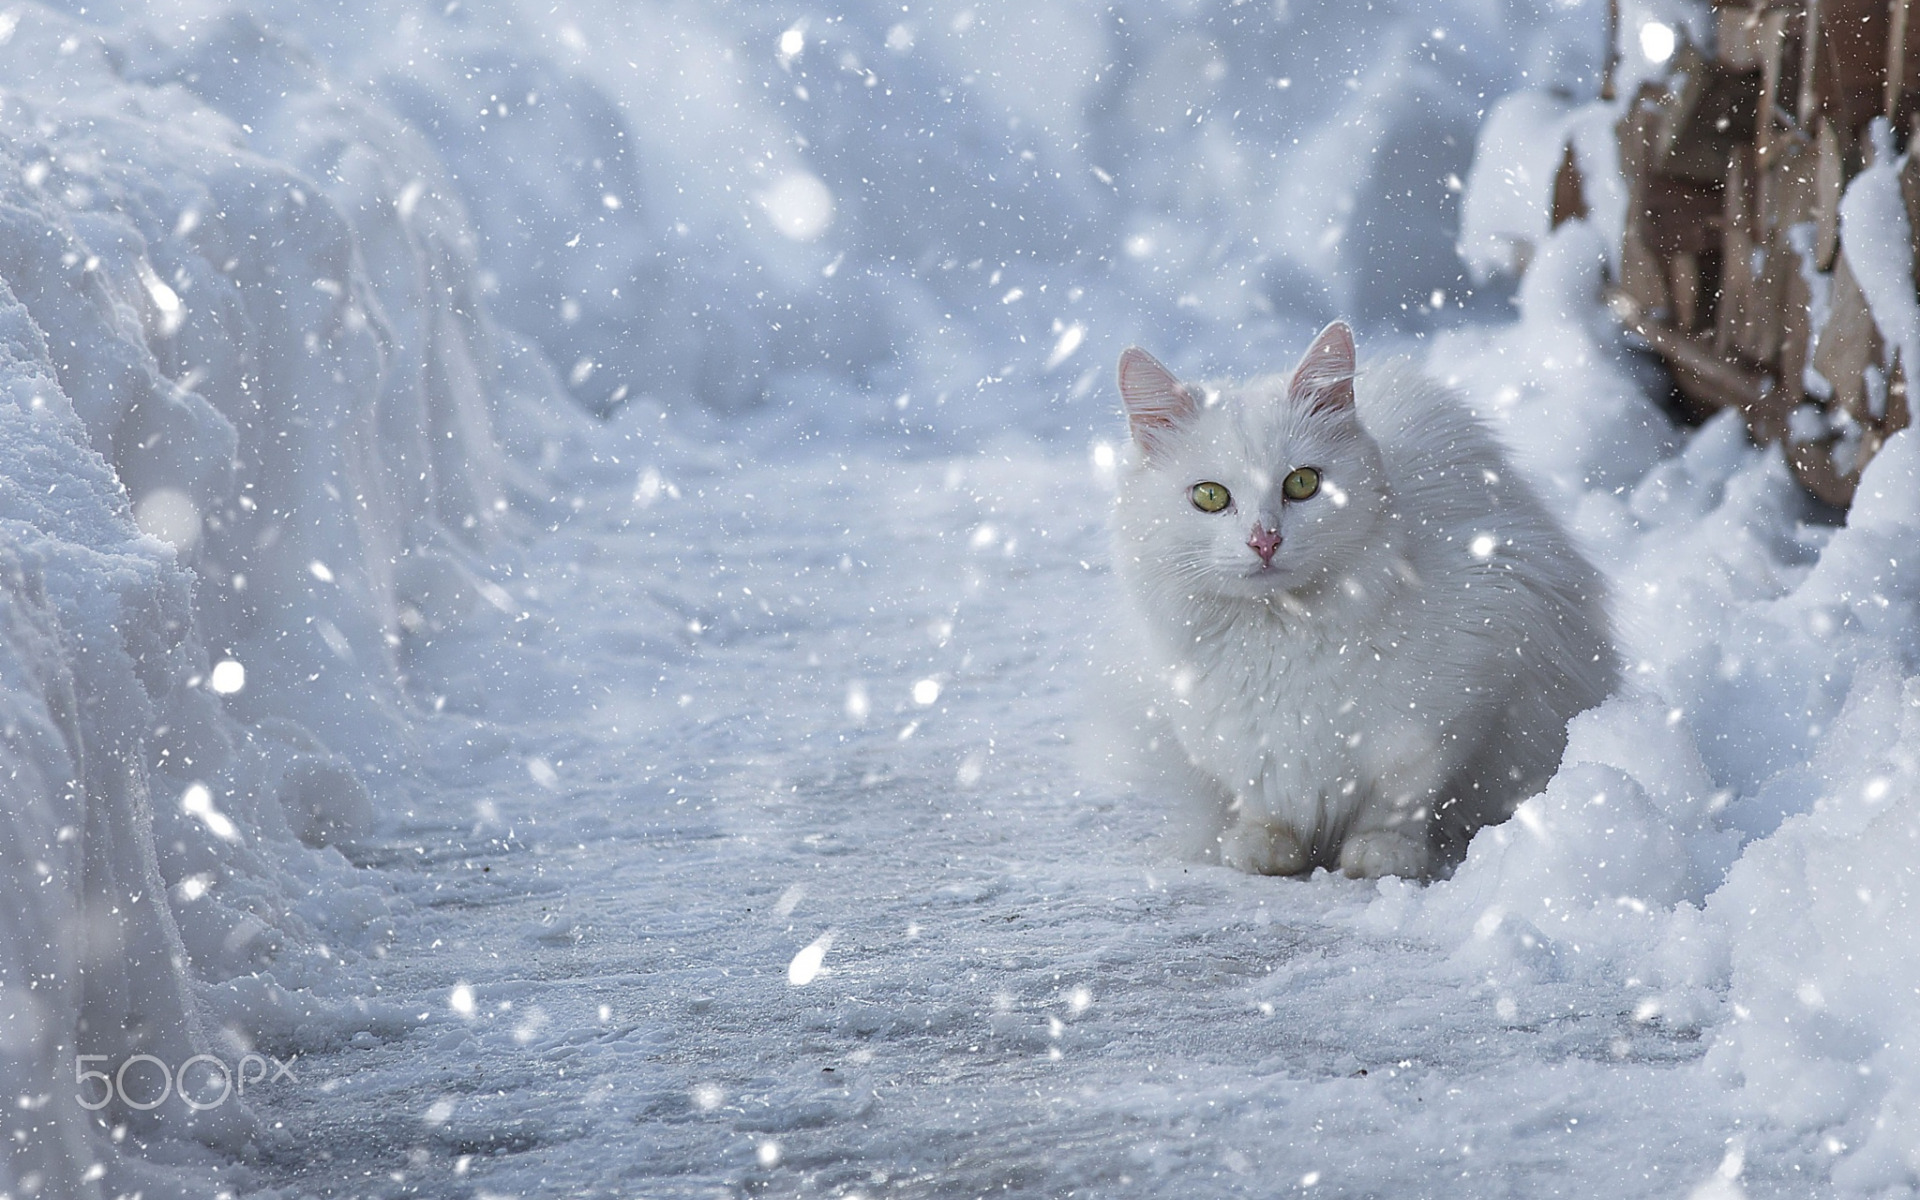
[1757,8,1792,167]
[1891,0,1912,126]
[1550,144,1589,228]
[1799,0,1825,127]
[1815,118,1845,268]
[1717,149,1754,357]
[1602,0,1620,101]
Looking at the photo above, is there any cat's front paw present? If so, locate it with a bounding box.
[1338,829,1430,880]
[1219,819,1309,876]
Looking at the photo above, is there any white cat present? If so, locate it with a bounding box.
[1105,322,1615,879]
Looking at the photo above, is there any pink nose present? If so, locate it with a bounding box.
[1247,525,1281,564]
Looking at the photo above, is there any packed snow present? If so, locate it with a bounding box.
[3,0,1919,1196]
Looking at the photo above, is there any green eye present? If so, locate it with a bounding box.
[1190,481,1231,513]
[1283,467,1320,501]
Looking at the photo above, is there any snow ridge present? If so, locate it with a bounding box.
[0,5,566,1192]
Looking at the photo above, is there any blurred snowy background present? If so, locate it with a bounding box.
[5,0,1920,1195]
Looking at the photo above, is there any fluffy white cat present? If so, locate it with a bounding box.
[1104,322,1615,879]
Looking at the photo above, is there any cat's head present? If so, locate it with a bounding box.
[1113,322,1388,602]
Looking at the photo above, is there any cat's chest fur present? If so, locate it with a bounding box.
[1138,534,1484,820]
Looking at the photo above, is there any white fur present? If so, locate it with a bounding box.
[1104,344,1616,879]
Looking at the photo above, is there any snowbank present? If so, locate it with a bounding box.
[1438,0,1920,1178]
[1349,211,1920,1192]
[1702,442,1920,1192]
[1836,123,1920,401]
[0,3,582,1192]
[0,278,242,1197]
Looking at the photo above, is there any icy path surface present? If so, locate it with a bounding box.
[245,449,1757,1199]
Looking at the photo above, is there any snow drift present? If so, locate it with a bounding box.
[0,3,576,1192]
[1377,123,1920,1184]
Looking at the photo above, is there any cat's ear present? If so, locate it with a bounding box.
[1289,321,1356,416]
[1118,347,1198,455]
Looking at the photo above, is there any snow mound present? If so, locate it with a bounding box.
[1441,23,1920,1183]
[1702,442,1920,1193]
[0,3,585,1192]
[0,275,246,1196]
[1363,218,1920,1192]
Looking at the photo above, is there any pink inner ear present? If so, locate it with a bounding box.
[1117,347,1197,452]
[1289,321,1356,415]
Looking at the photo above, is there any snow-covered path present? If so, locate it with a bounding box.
[239,448,1773,1199]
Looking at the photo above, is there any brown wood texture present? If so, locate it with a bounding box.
[1570,0,1920,505]
[1551,144,1590,227]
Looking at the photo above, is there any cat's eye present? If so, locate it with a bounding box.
[1283,467,1321,501]
[1190,481,1231,513]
